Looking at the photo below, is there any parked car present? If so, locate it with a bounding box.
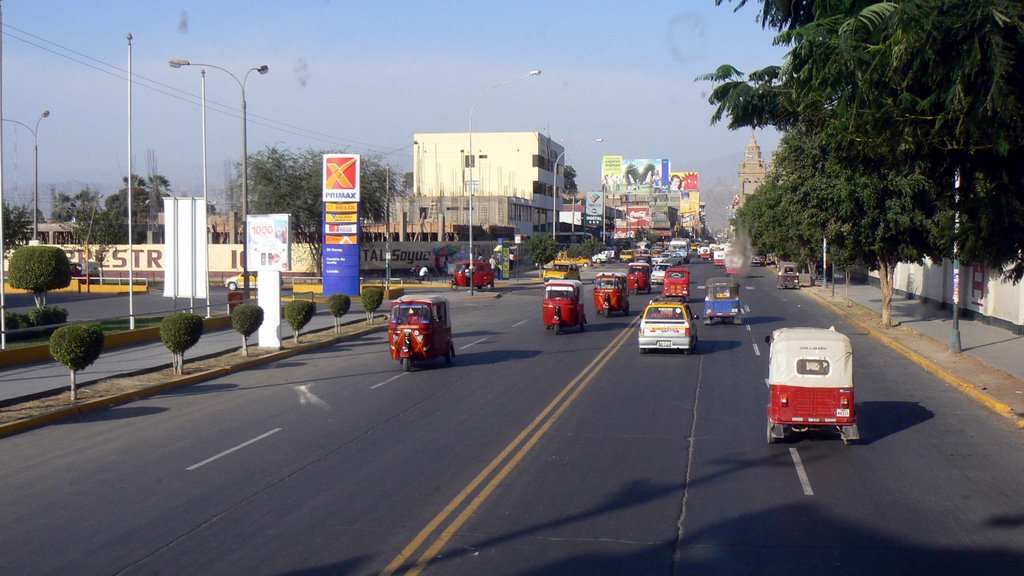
[224,273,259,291]
[543,261,582,282]
[751,254,766,267]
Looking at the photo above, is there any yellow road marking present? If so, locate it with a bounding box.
[380,315,641,576]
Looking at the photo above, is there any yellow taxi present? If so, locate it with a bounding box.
[542,261,582,282]
[638,298,699,354]
[224,273,259,291]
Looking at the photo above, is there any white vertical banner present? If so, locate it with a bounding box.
[163,197,209,298]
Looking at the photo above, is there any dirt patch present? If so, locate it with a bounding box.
[0,319,385,427]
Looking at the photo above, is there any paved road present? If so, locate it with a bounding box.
[2,264,1023,574]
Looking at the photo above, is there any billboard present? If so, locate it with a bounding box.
[247,214,291,272]
[623,206,651,229]
[671,171,701,225]
[601,156,670,195]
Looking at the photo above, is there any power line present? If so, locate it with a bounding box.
[1,24,414,159]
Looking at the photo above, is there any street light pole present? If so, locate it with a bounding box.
[3,109,49,242]
[467,69,540,296]
[551,137,603,241]
[169,57,269,302]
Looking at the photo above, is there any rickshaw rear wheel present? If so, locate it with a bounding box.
[401,357,411,372]
[445,343,454,364]
[450,283,458,291]
[766,419,776,444]
[554,324,561,335]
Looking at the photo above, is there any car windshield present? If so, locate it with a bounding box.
[595,277,622,289]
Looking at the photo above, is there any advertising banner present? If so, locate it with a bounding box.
[672,170,702,226]
[623,206,651,229]
[585,190,603,218]
[247,214,291,272]
[323,154,360,202]
[601,156,670,195]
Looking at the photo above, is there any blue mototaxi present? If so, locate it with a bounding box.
[703,277,741,325]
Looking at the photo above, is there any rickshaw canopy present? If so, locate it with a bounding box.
[705,277,740,300]
[545,279,583,300]
[595,272,627,289]
[768,327,853,389]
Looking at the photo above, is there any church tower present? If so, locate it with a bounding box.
[736,132,766,210]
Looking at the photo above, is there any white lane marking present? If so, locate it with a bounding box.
[746,286,756,290]
[764,378,770,387]
[187,428,282,471]
[752,343,761,356]
[789,448,815,496]
[743,305,751,313]
[746,324,752,332]
[512,319,528,328]
[371,372,408,390]
[295,384,330,409]
[460,337,488,350]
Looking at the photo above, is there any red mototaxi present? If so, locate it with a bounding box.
[661,266,690,301]
[627,262,652,294]
[543,279,587,334]
[593,272,629,316]
[766,327,860,444]
[451,260,495,290]
[388,295,455,371]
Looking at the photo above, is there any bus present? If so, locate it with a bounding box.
[668,238,690,253]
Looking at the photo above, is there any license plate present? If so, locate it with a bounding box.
[658,341,672,348]
[836,408,850,417]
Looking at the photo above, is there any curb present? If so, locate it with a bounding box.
[805,289,1024,430]
[0,320,388,440]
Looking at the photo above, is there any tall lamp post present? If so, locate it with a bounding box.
[3,110,49,242]
[551,137,603,241]
[170,57,269,302]
[467,70,541,295]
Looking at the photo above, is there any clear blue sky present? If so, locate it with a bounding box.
[1,0,786,226]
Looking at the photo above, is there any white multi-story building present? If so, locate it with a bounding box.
[393,132,564,240]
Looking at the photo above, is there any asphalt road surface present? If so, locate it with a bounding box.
[2,262,1024,575]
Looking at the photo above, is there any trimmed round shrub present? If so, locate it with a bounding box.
[160,312,204,354]
[8,245,72,293]
[231,303,264,338]
[361,287,384,316]
[29,305,69,327]
[4,311,32,331]
[284,300,316,333]
[327,294,351,318]
[50,324,105,372]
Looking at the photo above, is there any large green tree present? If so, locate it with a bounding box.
[247,147,401,275]
[707,0,1024,279]
[2,201,33,253]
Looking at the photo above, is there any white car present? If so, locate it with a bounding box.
[650,262,672,284]
[639,300,698,354]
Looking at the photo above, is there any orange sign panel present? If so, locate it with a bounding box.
[325,235,359,245]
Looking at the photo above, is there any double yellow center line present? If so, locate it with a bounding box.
[381,314,641,575]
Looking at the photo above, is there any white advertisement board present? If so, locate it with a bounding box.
[247,214,291,271]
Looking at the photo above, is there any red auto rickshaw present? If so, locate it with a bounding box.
[593,272,629,316]
[388,295,455,372]
[543,279,586,334]
[661,266,691,301]
[627,262,652,294]
[451,260,495,290]
[765,327,859,444]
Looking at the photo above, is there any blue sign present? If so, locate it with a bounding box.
[322,204,361,296]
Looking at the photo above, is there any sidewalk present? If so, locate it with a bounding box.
[0,309,345,404]
[0,278,536,406]
[805,281,1024,425]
